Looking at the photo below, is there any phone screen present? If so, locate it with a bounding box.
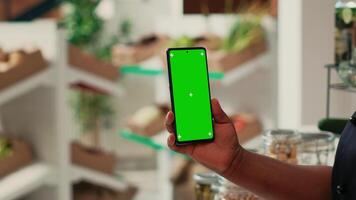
[167,48,214,143]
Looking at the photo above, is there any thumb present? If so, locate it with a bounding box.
[211,99,231,124]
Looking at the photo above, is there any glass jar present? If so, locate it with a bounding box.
[263,129,301,164]
[194,172,219,200]
[335,0,356,65]
[299,132,336,165]
[338,48,356,87]
[215,177,259,200]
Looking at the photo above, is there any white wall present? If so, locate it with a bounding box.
[278,0,355,129]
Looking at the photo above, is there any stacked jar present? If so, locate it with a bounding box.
[263,129,301,164]
[194,172,219,200]
[299,132,336,165]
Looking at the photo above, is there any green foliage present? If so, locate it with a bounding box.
[120,19,133,43]
[72,91,115,134]
[0,138,12,159]
[87,34,120,62]
[169,36,194,48]
[61,0,103,46]
[61,0,121,136]
[222,17,264,52]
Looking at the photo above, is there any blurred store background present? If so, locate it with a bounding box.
[0,0,355,200]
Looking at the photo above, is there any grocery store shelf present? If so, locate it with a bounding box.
[119,130,166,151]
[71,165,128,191]
[220,53,269,85]
[119,130,190,159]
[120,65,163,76]
[0,163,52,200]
[120,65,224,80]
[120,53,268,84]
[330,83,356,93]
[0,68,53,106]
[68,67,124,97]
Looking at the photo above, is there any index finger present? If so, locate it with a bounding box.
[165,111,175,133]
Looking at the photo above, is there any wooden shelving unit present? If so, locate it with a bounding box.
[0,21,128,200]
[71,165,128,191]
[0,13,277,199]
[0,163,52,200]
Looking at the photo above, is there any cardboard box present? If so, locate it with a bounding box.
[71,142,117,174]
[0,138,33,177]
[0,49,48,91]
[112,34,169,66]
[208,39,267,72]
[68,45,119,82]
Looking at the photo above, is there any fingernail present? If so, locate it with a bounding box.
[168,135,174,145]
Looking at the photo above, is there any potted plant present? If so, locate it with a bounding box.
[208,15,268,72]
[0,136,33,177]
[61,0,119,81]
[70,86,118,174]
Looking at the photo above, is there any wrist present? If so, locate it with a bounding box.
[221,145,248,179]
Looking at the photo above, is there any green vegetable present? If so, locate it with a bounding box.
[223,17,264,52]
[0,138,12,159]
[169,36,194,48]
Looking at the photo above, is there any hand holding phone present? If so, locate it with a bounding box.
[165,99,242,176]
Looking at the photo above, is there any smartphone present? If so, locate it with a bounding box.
[166,47,214,145]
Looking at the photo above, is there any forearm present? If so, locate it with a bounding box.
[223,149,332,200]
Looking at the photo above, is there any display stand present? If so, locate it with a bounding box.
[0,20,127,200]
[325,64,356,118]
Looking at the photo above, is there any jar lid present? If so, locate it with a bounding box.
[193,172,219,185]
[263,129,300,142]
[264,129,298,136]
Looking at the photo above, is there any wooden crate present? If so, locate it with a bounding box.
[208,39,267,72]
[68,45,119,82]
[0,50,48,91]
[0,138,33,177]
[71,142,117,175]
[73,181,137,200]
[112,35,169,66]
[127,105,169,137]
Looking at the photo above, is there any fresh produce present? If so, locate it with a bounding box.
[0,138,12,160]
[169,35,195,48]
[223,17,264,52]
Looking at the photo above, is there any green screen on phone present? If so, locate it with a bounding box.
[167,48,214,143]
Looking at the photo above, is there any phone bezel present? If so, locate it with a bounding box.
[166,47,215,145]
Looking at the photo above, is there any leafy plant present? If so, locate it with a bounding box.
[71,90,115,147]
[61,0,125,147]
[0,138,12,159]
[169,36,194,48]
[61,0,103,46]
[223,16,264,52]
